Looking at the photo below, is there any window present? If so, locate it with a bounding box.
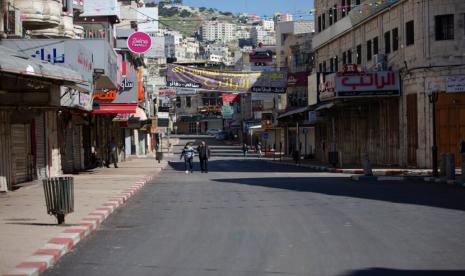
[367,40,372,61]
[329,9,333,25]
[373,36,379,55]
[347,49,352,63]
[384,31,391,54]
[356,44,362,64]
[342,51,347,65]
[406,20,414,46]
[319,63,323,72]
[318,16,322,32]
[342,0,346,17]
[176,97,181,108]
[322,13,326,30]
[322,61,327,72]
[435,14,454,40]
[333,5,338,22]
[392,28,399,51]
[330,57,334,71]
[186,96,192,108]
[347,0,352,12]
[356,0,360,5]
[335,56,339,72]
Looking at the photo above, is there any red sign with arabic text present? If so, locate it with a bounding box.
[335,71,400,97]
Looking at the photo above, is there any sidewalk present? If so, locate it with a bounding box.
[0,157,167,276]
[264,156,433,176]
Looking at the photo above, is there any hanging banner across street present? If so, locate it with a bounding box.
[166,64,287,93]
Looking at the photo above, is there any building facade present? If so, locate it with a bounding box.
[312,0,465,167]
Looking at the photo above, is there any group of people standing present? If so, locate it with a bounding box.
[242,142,264,158]
[180,141,211,174]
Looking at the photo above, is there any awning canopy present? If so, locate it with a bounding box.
[92,103,138,114]
[278,106,309,119]
[314,102,335,111]
[0,46,88,85]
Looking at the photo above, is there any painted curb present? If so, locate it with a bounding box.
[2,171,162,276]
[265,160,431,176]
[351,174,465,187]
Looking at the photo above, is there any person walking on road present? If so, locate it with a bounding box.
[180,143,195,174]
[256,142,263,158]
[242,143,249,158]
[107,137,118,168]
[197,141,211,173]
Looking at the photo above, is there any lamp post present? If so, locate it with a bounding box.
[428,91,439,177]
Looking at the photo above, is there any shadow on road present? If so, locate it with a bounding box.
[339,268,465,276]
[212,176,465,211]
[168,159,314,173]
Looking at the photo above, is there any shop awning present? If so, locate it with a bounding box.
[278,106,309,119]
[314,102,335,111]
[92,103,138,114]
[0,46,89,85]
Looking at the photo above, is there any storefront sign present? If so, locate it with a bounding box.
[127,32,152,54]
[319,71,400,100]
[221,105,234,119]
[446,75,465,93]
[287,72,309,87]
[167,64,288,93]
[121,78,134,91]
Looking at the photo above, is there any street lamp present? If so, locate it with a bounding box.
[427,90,439,177]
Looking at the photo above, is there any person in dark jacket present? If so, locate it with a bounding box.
[197,141,211,173]
[180,143,195,174]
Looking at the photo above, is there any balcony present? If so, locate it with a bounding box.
[313,0,400,49]
[31,14,75,38]
[15,0,62,30]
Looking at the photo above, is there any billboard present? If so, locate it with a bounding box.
[82,0,120,17]
[167,64,287,93]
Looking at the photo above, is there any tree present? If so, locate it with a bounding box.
[179,10,191,18]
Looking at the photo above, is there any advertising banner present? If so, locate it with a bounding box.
[222,94,241,104]
[167,64,287,93]
[335,71,400,97]
[127,32,152,54]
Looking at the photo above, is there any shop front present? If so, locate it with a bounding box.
[315,70,401,166]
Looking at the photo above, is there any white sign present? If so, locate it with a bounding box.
[335,71,400,97]
[446,75,465,93]
[82,0,120,17]
[252,93,275,100]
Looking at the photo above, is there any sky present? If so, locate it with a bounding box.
[181,0,314,19]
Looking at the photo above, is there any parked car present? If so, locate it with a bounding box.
[207,128,222,136]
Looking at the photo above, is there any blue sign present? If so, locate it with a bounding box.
[263,132,269,140]
[303,128,309,134]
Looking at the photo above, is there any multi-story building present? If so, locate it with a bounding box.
[312,0,465,168]
[262,20,275,31]
[205,44,230,64]
[276,20,315,69]
[251,25,276,46]
[274,13,294,26]
[201,21,236,42]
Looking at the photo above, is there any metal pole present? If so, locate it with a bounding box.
[305,132,308,157]
[432,96,438,177]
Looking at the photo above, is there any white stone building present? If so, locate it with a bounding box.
[251,26,276,46]
[312,0,465,168]
[201,21,236,42]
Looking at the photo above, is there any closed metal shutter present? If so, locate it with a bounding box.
[11,124,32,185]
[73,126,82,171]
[62,126,74,174]
[35,114,47,179]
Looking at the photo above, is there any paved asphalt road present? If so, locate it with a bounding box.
[44,138,465,276]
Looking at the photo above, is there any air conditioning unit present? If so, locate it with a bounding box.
[374,54,387,71]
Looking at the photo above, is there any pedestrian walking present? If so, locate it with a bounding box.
[256,142,263,158]
[293,148,301,165]
[180,143,195,174]
[242,143,249,158]
[107,137,118,168]
[197,141,211,173]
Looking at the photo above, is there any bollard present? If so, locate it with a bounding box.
[361,153,373,176]
[440,154,447,177]
[445,153,456,180]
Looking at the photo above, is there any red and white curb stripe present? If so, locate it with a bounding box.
[3,174,158,276]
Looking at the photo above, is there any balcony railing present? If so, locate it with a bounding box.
[313,0,400,49]
[15,0,62,30]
